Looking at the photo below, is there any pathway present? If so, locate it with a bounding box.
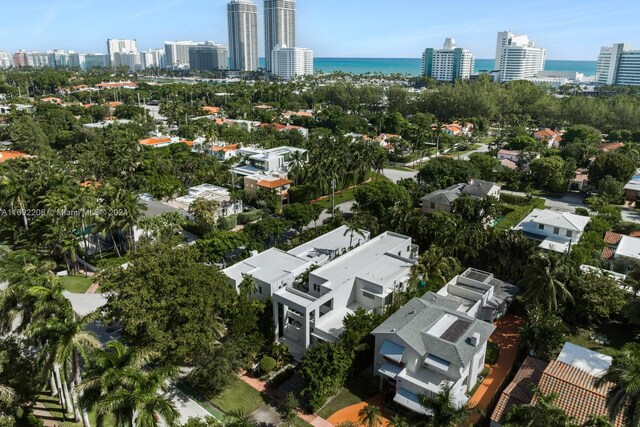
[467,314,524,420]
[85,283,100,294]
[326,394,390,427]
[32,401,62,427]
[238,371,335,427]
[382,168,418,183]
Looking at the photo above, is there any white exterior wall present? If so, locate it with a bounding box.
[271,45,313,80]
[0,52,13,68]
[107,39,137,67]
[227,0,259,71]
[264,0,296,71]
[495,31,545,82]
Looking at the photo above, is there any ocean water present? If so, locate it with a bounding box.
[259,57,597,77]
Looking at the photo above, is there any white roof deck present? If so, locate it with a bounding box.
[287,225,369,265]
[615,235,640,260]
[557,342,612,377]
[223,248,308,285]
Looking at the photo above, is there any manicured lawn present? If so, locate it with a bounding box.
[210,378,265,415]
[386,165,416,172]
[316,387,363,419]
[313,174,389,209]
[566,321,636,357]
[291,418,314,427]
[59,275,94,293]
[37,394,114,427]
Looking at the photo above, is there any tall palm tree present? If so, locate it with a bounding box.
[419,382,482,427]
[388,415,409,427]
[28,312,101,427]
[358,404,383,427]
[518,253,575,313]
[343,218,367,248]
[595,342,640,427]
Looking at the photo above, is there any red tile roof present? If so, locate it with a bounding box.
[0,150,29,163]
[534,128,559,139]
[537,361,624,427]
[201,106,221,114]
[598,142,625,152]
[139,137,172,146]
[256,177,292,189]
[604,231,623,245]
[630,231,640,238]
[602,247,615,260]
[491,356,548,424]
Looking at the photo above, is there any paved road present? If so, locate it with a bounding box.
[502,190,587,213]
[382,168,418,183]
[163,386,219,426]
[458,143,490,160]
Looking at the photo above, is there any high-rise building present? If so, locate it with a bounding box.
[68,52,87,70]
[422,38,474,81]
[264,0,296,71]
[113,52,140,72]
[494,31,545,82]
[85,53,108,69]
[164,41,194,69]
[13,51,27,68]
[227,0,258,71]
[0,52,12,68]
[106,39,138,67]
[189,42,229,71]
[23,51,51,68]
[596,43,640,86]
[48,50,69,68]
[271,44,312,80]
[140,49,166,69]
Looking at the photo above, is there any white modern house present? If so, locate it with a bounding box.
[372,291,496,413]
[223,225,370,301]
[514,209,590,253]
[233,145,308,177]
[272,231,418,358]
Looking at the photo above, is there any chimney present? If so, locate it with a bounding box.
[469,332,481,347]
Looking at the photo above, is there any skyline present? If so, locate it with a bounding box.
[1,0,640,60]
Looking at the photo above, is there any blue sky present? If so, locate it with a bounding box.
[2,0,639,60]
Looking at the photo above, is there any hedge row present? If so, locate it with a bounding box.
[217,214,238,231]
[494,204,536,233]
[499,193,545,209]
[238,209,264,224]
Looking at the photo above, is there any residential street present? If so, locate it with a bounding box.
[382,168,418,183]
[501,190,587,214]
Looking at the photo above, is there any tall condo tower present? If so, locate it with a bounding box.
[494,31,545,82]
[264,0,296,71]
[227,0,259,71]
[106,39,138,68]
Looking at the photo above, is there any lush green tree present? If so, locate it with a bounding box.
[518,253,575,313]
[101,243,235,364]
[419,382,482,427]
[283,203,317,232]
[418,157,479,190]
[188,197,221,233]
[451,195,500,223]
[596,342,640,427]
[504,386,578,427]
[358,404,383,427]
[410,246,461,290]
[562,125,603,146]
[468,153,501,181]
[530,156,573,193]
[566,271,626,324]
[298,342,352,411]
[0,338,41,427]
[589,151,636,188]
[276,393,299,427]
[507,135,542,151]
[353,180,411,221]
[519,306,568,361]
[388,415,410,427]
[597,176,625,204]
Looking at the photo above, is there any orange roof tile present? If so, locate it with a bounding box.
[604,231,623,245]
[139,137,172,145]
[181,140,193,147]
[630,231,640,238]
[602,247,615,260]
[211,144,238,152]
[598,142,624,152]
[0,151,28,163]
[201,106,221,114]
[534,128,559,139]
[80,180,102,189]
[41,97,62,104]
[105,101,123,108]
[256,177,292,189]
[491,356,548,424]
[537,361,624,427]
[96,81,137,89]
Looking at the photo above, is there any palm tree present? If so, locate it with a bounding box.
[518,253,575,313]
[595,342,640,427]
[28,312,101,427]
[0,174,30,230]
[583,415,613,427]
[86,364,178,427]
[504,386,577,427]
[358,404,383,427]
[410,246,461,290]
[225,410,258,427]
[343,218,367,248]
[419,382,482,427]
[388,415,409,427]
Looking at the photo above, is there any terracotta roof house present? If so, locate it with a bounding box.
[491,343,623,427]
[533,128,562,148]
[0,150,29,163]
[598,142,624,152]
[201,106,221,114]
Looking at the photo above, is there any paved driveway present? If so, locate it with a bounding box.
[382,168,418,183]
[502,190,587,213]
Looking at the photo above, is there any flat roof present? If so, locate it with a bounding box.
[288,225,369,264]
[223,248,308,284]
[615,235,640,260]
[557,342,612,377]
[311,232,414,290]
[519,209,590,232]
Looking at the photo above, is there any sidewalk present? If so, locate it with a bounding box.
[467,314,524,417]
